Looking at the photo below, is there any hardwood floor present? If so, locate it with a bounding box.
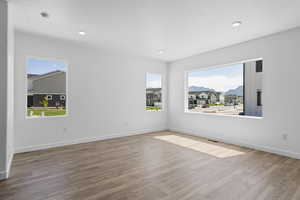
[1,131,300,200]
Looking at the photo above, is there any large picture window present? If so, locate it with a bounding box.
[146,73,162,111]
[186,59,263,117]
[27,58,67,117]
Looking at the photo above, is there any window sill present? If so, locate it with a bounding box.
[146,110,164,112]
[26,114,68,119]
[184,111,263,119]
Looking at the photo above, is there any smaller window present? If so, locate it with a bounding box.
[256,60,263,73]
[46,95,53,100]
[27,58,67,118]
[146,73,162,111]
[257,90,262,106]
[60,95,66,100]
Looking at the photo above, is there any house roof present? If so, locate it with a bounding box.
[28,70,65,81]
[189,91,222,95]
[27,74,40,80]
[146,88,161,91]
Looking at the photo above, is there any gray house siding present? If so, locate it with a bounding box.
[32,72,66,94]
[27,71,66,108]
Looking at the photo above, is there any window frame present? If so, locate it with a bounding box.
[145,72,164,112]
[184,58,263,119]
[25,56,69,119]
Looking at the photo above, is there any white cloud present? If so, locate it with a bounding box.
[188,75,242,92]
[147,80,161,88]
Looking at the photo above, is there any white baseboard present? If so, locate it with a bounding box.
[0,171,7,180]
[169,127,300,160]
[0,152,14,180]
[6,152,14,178]
[15,128,167,154]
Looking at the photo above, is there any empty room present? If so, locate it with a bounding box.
[1,0,300,199]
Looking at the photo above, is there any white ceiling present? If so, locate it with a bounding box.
[11,0,300,61]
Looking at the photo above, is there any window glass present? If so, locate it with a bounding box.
[146,73,162,111]
[187,59,263,117]
[27,58,67,117]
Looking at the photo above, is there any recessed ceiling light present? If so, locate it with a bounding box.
[40,12,50,18]
[232,21,242,28]
[78,31,86,36]
[158,50,164,54]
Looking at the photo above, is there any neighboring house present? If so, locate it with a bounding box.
[188,91,223,108]
[27,70,66,108]
[146,88,162,107]
[224,95,243,105]
[244,60,263,117]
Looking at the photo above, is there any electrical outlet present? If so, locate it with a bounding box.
[282,134,288,141]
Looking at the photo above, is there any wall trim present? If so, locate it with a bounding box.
[0,171,7,180]
[169,127,300,160]
[15,128,167,154]
[6,152,14,178]
[0,152,14,181]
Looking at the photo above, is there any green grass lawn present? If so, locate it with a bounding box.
[27,108,66,117]
[208,104,225,106]
[146,106,162,111]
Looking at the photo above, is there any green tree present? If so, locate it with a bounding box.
[40,96,49,108]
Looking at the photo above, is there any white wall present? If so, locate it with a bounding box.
[0,0,8,178]
[0,0,14,180]
[7,0,14,176]
[168,27,300,159]
[12,22,300,159]
[14,31,167,152]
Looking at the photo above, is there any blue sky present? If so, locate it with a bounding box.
[27,58,67,75]
[188,64,243,92]
[146,73,162,88]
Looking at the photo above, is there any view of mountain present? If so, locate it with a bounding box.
[189,86,216,92]
[189,85,243,96]
[225,86,243,96]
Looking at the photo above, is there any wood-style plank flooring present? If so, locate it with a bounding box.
[1,131,300,200]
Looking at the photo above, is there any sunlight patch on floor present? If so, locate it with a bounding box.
[154,135,245,158]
